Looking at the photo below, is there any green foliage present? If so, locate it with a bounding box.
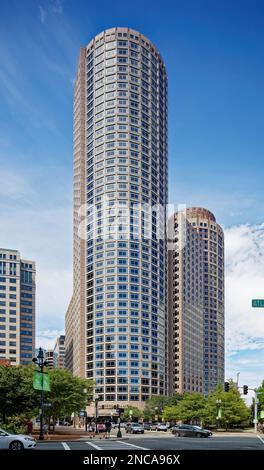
[0,365,39,422]
[0,364,94,426]
[144,394,182,421]
[162,383,250,429]
[163,393,206,423]
[257,380,264,420]
[201,383,250,428]
[123,406,143,420]
[44,368,94,422]
[1,416,27,435]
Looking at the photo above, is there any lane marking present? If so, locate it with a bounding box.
[257,435,264,445]
[85,441,102,450]
[116,441,149,450]
[61,442,71,450]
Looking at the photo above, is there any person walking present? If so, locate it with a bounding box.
[97,421,106,439]
[104,419,112,439]
[26,420,33,435]
[87,421,95,438]
[43,423,50,440]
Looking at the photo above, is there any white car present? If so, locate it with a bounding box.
[156,423,168,431]
[0,428,36,450]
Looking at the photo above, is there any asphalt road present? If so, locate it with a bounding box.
[33,434,264,450]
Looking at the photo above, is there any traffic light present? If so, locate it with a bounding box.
[243,385,248,395]
[224,381,229,392]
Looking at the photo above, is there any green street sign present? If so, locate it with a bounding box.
[252,299,264,308]
[217,408,222,419]
[260,411,264,419]
[33,371,51,392]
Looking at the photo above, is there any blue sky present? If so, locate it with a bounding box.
[0,0,264,398]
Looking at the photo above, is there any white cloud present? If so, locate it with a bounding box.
[39,1,63,25]
[225,223,264,355]
[36,329,64,350]
[225,222,264,391]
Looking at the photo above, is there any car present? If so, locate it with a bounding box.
[126,423,144,434]
[0,427,37,450]
[171,424,212,438]
[150,423,158,431]
[156,423,168,432]
[143,422,151,431]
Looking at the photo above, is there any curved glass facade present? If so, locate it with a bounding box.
[67,28,168,408]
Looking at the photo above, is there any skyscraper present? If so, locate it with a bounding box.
[0,248,36,365]
[65,27,168,408]
[168,211,204,394]
[168,208,224,395]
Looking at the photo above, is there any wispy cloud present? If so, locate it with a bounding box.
[39,5,47,25]
[36,329,64,350]
[39,0,64,25]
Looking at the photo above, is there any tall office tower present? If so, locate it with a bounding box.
[0,248,36,365]
[54,335,65,368]
[168,212,204,394]
[168,208,224,396]
[65,27,168,408]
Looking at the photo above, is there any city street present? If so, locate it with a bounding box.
[33,433,264,451]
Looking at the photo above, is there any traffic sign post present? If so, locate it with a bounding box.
[252,299,264,308]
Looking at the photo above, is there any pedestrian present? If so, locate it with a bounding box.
[26,420,33,435]
[104,419,111,439]
[87,421,95,438]
[97,421,106,439]
[43,423,50,440]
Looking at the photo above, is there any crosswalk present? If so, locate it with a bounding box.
[60,440,150,450]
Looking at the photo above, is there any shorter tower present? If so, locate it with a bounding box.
[0,248,36,365]
[54,335,65,368]
[168,208,225,396]
[168,212,204,394]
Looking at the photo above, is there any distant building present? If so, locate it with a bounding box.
[0,248,36,365]
[44,349,55,369]
[168,208,224,395]
[54,335,65,368]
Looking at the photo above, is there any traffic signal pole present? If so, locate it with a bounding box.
[254,390,258,434]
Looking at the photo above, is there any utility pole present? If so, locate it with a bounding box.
[254,389,259,434]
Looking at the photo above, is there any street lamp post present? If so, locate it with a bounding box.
[155,406,158,422]
[216,399,222,430]
[32,347,48,441]
[94,394,99,434]
[116,405,122,438]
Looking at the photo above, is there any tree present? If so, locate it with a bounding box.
[256,380,264,421]
[144,394,182,421]
[0,365,39,424]
[162,393,207,424]
[203,383,250,429]
[123,406,143,421]
[42,368,94,428]
[0,365,94,431]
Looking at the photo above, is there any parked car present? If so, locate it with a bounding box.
[126,423,144,434]
[0,428,36,450]
[150,422,158,431]
[143,422,151,431]
[171,424,212,438]
[156,423,168,432]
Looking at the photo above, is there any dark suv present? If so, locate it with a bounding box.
[171,424,212,438]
